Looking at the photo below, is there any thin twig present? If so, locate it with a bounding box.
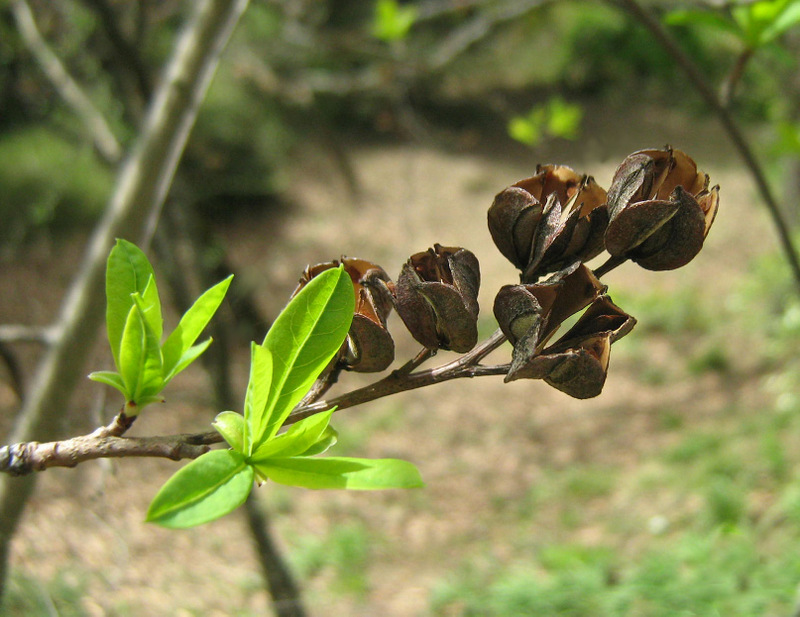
[11,0,123,164]
[0,325,60,345]
[614,0,800,296]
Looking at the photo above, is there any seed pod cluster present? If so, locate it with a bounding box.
[293,147,717,400]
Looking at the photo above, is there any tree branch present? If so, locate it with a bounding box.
[10,0,123,164]
[0,432,217,476]
[0,0,250,599]
[613,0,800,296]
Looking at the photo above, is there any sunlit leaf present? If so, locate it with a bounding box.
[106,239,156,369]
[250,410,335,461]
[146,449,254,529]
[254,456,424,490]
[244,343,273,454]
[256,267,354,446]
[162,275,232,379]
[213,411,245,453]
[87,370,126,393]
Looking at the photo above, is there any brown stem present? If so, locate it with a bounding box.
[0,332,510,475]
[720,48,754,107]
[593,254,628,279]
[0,432,218,475]
[614,0,800,296]
[286,329,508,423]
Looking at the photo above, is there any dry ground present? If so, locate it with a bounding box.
[0,105,780,615]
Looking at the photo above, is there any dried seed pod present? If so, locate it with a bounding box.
[505,294,636,399]
[393,244,480,352]
[605,147,719,271]
[494,263,606,383]
[296,257,395,372]
[488,165,608,281]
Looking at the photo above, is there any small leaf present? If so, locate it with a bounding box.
[118,305,145,401]
[257,267,354,446]
[88,370,126,394]
[250,410,335,461]
[139,275,163,343]
[163,339,212,385]
[244,343,274,454]
[162,275,233,378]
[213,411,245,453]
[146,449,254,528]
[761,1,800,44]
[299,426,338,457]
[132,294,164,402]
[106,239,156,369]
[254,456,424,490]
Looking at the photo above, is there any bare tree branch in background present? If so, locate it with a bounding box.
[0,0,250,600]
[613,0,800,296]
[10,0,123,164]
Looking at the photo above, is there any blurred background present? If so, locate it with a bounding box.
[2,0,800,614]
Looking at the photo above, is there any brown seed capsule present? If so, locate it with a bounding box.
[605,147,719,271]
[488,165,608,281]
[393,244,480,352]
[504,294,636,399]
[296,257,395,372]
[494,263,607,382]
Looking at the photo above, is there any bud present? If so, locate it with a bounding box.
[393,244,480,352]
[605,147,720,271]
[488,165,608,281]
[296,257,394,372]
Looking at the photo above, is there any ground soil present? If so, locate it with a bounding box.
[0,105,778,615]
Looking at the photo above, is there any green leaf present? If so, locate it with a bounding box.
[244,343,274,455]
[213,411,245,453]
[372,0,417,42]
[257,267,354,446]
[132,294,164,402]
[761,1,800,44]
[162,275,233,379]
[664,9,741,37]
[106,239,156,369]
[298,426,338,457]
[250,410,335,461]
[146,449,254,528]
[139,275,163,342]
[88,370,126,393]
[254,456,424,490]
[118,305,145,401]
[163,339,212,385]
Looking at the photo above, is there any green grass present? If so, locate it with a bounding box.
[5,568,90,617]
[290,521,373,598]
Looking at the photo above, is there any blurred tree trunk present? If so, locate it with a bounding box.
[0,0,249,601]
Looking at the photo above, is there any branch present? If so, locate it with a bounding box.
[10,0,123,164]
[0,330,509,476]
[0,0,250,598]
[0,432,218,476]
[0,325,59,345]
[613,0,800,296]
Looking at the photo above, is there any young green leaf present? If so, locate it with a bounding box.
[250,410,335,461]
[256,267,354,446]
[254,456,424,490]
[162,275,233,380]
[87,370,127,393]
[117,305,146,400]
[213,411,245,453]
[244,343,274,454]
[146,449,254,529]
[139,275,163,343]
[106,239,157,368]
[132,293,164,401]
